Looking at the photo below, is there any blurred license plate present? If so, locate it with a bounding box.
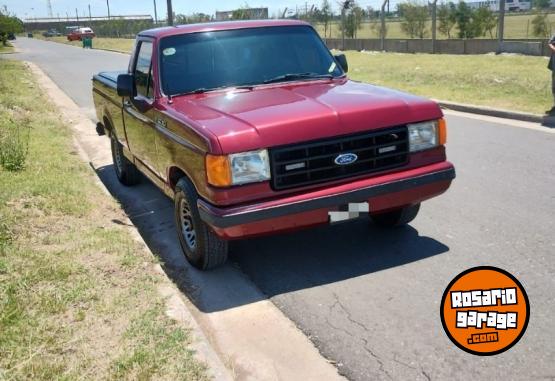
[328,202,369,224]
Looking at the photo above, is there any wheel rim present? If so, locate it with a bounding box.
[179,198,196,250]
[112,138,123,175]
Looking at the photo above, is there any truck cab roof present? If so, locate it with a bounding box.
[138,19,311,39]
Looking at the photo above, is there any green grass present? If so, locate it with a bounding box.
[314,13,555,39]
[0,43,15,53]
[345,51,550,114]
[36,35,134,53]
[0,60,208,380]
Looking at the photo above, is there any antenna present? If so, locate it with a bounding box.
[47,0,54,18]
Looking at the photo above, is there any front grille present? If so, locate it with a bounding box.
[270,127,409,190]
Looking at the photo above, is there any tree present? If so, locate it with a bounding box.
[438,2,456,38]
[175,13,211,24]
[340,3,363,38]
[532,12,551,37]
[0,6,23,46]
[533,0,551,9]
[370,19,388,39]
[320,0,332,38]
[474,6,497,38]
[454,1,477,38]
[398,1,429,39]
[232,4,252,20]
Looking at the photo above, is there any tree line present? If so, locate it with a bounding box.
[0,6,23,46]
[305,0,552,39]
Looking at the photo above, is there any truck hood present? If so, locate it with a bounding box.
[168,79,443,154]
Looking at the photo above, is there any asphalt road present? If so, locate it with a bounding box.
[8,37,555,381]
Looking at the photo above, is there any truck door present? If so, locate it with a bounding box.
[123,38,159,176]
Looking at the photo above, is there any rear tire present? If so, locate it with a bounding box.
[174,178,228,270]
[371,203,421,228]
[110,133,140,186]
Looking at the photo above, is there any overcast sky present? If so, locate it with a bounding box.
[3,0,388,20]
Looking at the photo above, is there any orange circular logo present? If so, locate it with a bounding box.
[440,266,529,356]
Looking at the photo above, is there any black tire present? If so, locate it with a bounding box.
[110,133,140,186]
[174,178,228,270]
[371,203,421,228]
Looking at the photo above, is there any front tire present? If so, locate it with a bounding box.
[174,178,228,270]
[110,134,140,186]
[371,203,421,228]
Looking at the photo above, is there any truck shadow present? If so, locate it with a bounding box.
[95,163,449,313]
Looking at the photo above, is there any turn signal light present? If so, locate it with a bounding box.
[206,154,232,187]
[438,118,447,146]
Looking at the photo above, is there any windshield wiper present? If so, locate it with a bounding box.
[169,84,255,100]
[169,85,229,99]
[263,73,334,84]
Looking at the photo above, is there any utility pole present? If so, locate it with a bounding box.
[46,0,53,18]
[431,0,438,54]
[341,3,346,51]
[153,0,158,24]
[167,0,174,26]
[497,0,505,53]
[106,0,111,20]
[380,0,388,51]
[75,8,79,22]
[88,4,92,22]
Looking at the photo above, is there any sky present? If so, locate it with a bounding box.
[2,0,387,20]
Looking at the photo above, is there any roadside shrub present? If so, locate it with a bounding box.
[0,219,12,252]
[0,117,29,171]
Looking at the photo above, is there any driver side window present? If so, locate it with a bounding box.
[134,41,154,99]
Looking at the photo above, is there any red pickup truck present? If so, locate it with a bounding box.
[92,20,455,270]
[67,27,95,41]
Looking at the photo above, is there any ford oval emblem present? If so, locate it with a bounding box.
[334,153,358,165]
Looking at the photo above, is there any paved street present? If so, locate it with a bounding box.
[8,37,555,380]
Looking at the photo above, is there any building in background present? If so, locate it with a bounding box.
[466,0,531,12]
[215,8,269,21]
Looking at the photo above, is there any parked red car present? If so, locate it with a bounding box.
[92,20,455,270]
[67,27,95,41]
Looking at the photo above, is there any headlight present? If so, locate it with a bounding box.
[206,149,271,187]
[408,119,446,152]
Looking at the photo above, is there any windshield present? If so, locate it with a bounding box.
[159,26,343,96]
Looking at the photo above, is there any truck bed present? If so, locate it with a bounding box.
[92,70,126,140]
[93,70,124,89]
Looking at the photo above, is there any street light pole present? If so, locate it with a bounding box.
[167,0,173,26]
[380,0,388,51]
[498,0,505,53]
[431,0,438,54]
[153,0,158,25]
[106,0,111,20]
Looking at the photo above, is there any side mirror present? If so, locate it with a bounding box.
[334,54,348,73]
[117,73,136,97]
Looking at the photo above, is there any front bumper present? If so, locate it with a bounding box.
[198,161,455,239]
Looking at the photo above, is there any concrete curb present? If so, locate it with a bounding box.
[92,47,130,54]
[25,60,234,381]
[32,37,130,55]
[436,99,546,125]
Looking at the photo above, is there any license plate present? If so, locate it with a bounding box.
[328,202,369,224]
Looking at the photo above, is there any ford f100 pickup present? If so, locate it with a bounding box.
[92,20,455,270]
